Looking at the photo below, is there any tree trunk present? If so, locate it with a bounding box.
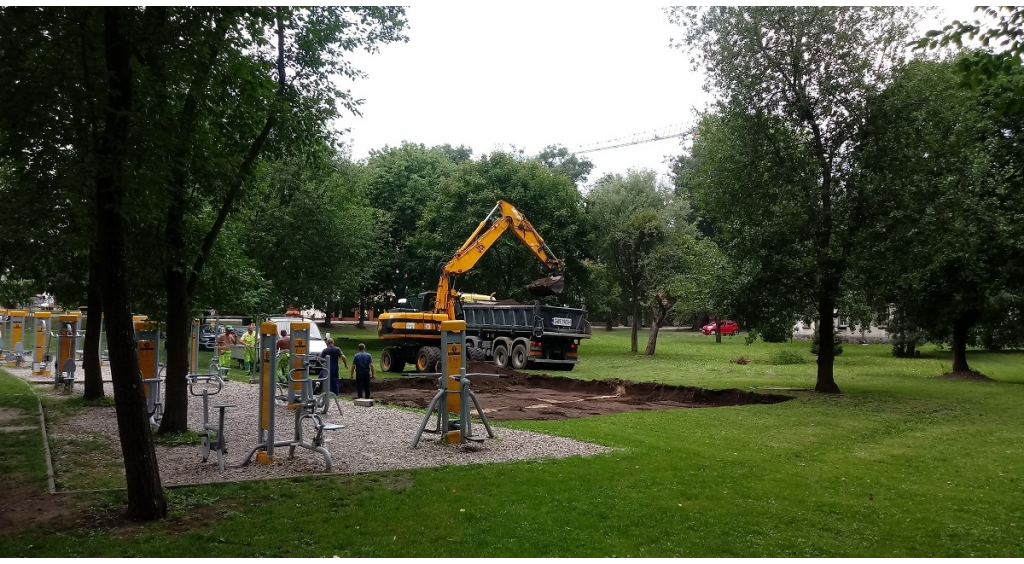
[82,244,104,400]
[815,296,841,393]
[630,302,639,353]
[356,299,365,329]
[605,317,613,331]
[951,312,974,373]
[96,6,166,521]
[644,301,669,356]
[715,314,722,344]
[157,268,191,434]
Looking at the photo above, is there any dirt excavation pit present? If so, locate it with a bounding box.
[342,362,793,421]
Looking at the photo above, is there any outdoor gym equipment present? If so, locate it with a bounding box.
[96,313,107,366]
[32,312,52,377]
[53,314,80,391]
[70,311,84,360]
[243,322,344,471]
[134,320,164,426]
[411,320,494,447]
[187,360,234,471]
[4,310,29,367]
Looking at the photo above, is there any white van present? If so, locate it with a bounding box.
[266,317,327,356]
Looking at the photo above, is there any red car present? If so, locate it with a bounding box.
[702,319,739,335]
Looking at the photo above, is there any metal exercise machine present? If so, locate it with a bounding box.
[187,368,233,471]
[243,322,344,471]
[134,320,164,426]
[32,312,52,377]
[4,310,29,367]
[411,320,494,447]
[53,314,80,391]
[70,311,84,360]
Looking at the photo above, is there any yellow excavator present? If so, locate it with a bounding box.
[377,200,566,373]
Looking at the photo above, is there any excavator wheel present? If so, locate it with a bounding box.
[492,343,510,369]
[468,346,486,362]
[381,348,405,373]
[416,346,441,373]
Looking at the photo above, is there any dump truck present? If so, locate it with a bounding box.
[461,300,590,371]
[376,200,588,372]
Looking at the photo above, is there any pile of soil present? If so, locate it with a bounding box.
[340,369,792,422]
[931,370,996,382]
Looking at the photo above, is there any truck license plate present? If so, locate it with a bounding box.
[551,317,571,327]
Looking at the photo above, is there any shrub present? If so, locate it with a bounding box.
[767,350,807,365]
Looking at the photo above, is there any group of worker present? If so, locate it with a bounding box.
[215,324,375,399]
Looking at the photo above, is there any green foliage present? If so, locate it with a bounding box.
[853,57,1024,368]
[767,349,807,365]
[236,147,382,315]
[361,142,462,305]
[917,7,1024,117]
[810,328,844,357]
[535,145,595,186]
[585,170,679,350]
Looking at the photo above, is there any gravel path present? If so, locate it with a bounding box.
[4,361,612,487]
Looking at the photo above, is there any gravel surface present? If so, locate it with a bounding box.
[5,361,612,487]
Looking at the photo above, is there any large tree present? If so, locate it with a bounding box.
[854,57,1024,372]
[240,147,384,319]
[361,142,462,308]
[585,169,686,353]
[669,6,925,392]
[146,7,407,434]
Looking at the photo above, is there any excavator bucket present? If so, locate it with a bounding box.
[527,275,565,296]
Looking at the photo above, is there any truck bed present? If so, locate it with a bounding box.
[460,302,591,339]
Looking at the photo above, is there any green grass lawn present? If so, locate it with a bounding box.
[2,327,1023,557]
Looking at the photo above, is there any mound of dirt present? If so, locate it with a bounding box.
[340,371,792,421]
[932,370,996,382]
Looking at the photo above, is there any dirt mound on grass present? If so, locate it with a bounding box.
[932,370,996,382]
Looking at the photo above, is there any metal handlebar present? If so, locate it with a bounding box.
[186,360,225,397]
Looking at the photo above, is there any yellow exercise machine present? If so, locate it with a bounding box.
[134,320,163,426]
[244,322,343,470]
[53,314,80,391]
[411,320,494,447]
[32,312,52,376]
[4,310,29,367]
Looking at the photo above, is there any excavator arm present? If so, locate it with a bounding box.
[434,200,563,318]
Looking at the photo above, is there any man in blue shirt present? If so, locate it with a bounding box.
[349,343,376,399]
[318,338,348,395]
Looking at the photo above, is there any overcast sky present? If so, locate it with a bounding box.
[338,5,981,188]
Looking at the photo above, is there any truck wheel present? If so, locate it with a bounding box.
[381,348,405,373]
[492,344,509,369]
[510,344,529,370]
[416,346,441,373]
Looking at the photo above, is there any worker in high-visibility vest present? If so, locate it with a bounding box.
[240,324,258,373]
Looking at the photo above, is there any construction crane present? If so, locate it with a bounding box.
[573,123,697,154]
